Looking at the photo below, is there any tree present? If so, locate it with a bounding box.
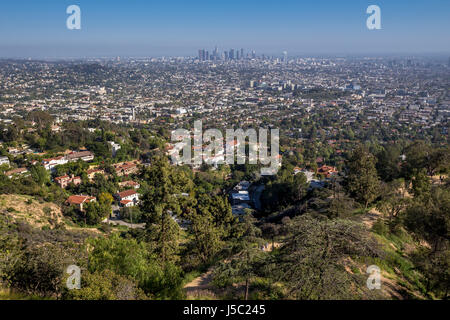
[145,205,181,264]
[411,169,431,203]
[98,192,113,217]
[272,215,382,299]
[403,185,449,297]
[346,146,380,209]
[10,243,81,298]
[404,186,449,254]
[377,179,409,228]
[410,248,450,299]
[0,217,22,288]
[213,214,266,300]
[376,144,401,182]
[261,223,281,249]
[26,110,54,129]
[87,234,183,299]
[63,269,146,300]
[189,210,223,264]
[29,164,49,187]
[140,157,192,263]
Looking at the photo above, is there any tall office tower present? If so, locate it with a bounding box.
[240,48,244,60]
[214,46,218,60]
[224,51,228,60]
[236,51,240,60]
[229,49,235,60]
[198,49,206,61]
[206,51,210,61]
[283,51,288,63]
[251,50,256,59]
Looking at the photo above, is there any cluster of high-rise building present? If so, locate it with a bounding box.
[198,47,256,61]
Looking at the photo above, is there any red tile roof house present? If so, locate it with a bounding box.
[114,162,139,177]
[54,174,82,188]
[118,180,140,189]
[317,165,338,178]
[115,189,140,207]
[5,167,28,178]
[66,195,96,211]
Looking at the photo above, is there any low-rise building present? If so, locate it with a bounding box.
[5,167,28,178]
[317,165,338,178]
[42,156,68,171]
[87,168,105,181]
[66,151,94,162]
[66,195,96,211]
[0,156,10,166]
[115,189,140,207]
[54,174,82,188]
[114,162,139,176]
[119,180,140,189]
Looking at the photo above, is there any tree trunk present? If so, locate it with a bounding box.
[244,278,249,300]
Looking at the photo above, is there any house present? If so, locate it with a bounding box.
[108,141,121,156]
[66,151,94,162]
[87,168,105,181]
[231,190,250,205]
[233,180,250,192]
[114,162,139,176]
[54,174,82,188]
[317,165,338,178]
[42,156,68,171]
[66,195,96,211]
[0,156,10,166]
[115,189,139,207]
[5,167,28,178]
[119,180,140,189]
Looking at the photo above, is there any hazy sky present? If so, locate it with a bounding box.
[0,0,449,58]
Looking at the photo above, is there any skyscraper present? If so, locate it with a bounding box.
[198,49,206,61]
[229,49,234,60]
[240,48,244,60]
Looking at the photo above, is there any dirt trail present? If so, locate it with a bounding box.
[360,208,382,228]
[184,270,214,293]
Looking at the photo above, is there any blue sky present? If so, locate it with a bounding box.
[0,0,449,58]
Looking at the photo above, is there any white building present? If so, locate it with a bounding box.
[0,156,10,166]
[108,141,121,156]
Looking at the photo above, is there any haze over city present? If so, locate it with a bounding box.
[0,0,449,58]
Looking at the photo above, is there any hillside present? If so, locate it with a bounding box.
[0,194,100,235]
